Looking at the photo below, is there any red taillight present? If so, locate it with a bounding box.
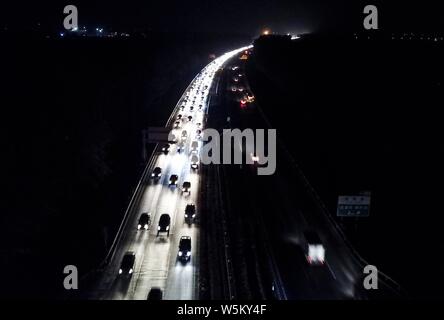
[240,100,247,108]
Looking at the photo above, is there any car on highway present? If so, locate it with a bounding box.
[196,129,202,139]
[147,287,163,300]
[169,174,178,186]
[190,106,194,111]
[151,167,162,179]
[177,141,185,153]
[198,104,203,110]
[250,153,259,164]
[182,181,191,194]
[177,236,192,262]
[304,231,325,266]
[119,251,135,276]
[157,214,171,236]
[174,120,181,129]
[187,115,193,121]
[177,114,182,120]
[184,204,196,223]
[161,144,170,154]
[181,130,188,140]
[191,140,199,153]
[137,213,150,230]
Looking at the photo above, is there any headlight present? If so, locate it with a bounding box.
[151,173,155,177]
[185,214,188,218]
[144,224,148,230]
[129,268,133,274]
[119,269,122,274]
[157,226,160,230]
[192,214,196,218]
[178,252,183,256]
[166,226,170,231]
[186,252,191,256]
[137,224,141,230]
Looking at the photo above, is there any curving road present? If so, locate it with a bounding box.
[89,47,250,300]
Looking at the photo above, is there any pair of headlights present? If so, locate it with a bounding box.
[178,251,191,257]
[119,268,133,274]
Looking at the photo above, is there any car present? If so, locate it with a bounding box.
[196,129,202,139]
[184,204,196,222]
[151,167,162,179]
[190,155,199,169]
[157,214,171,236]
[147,287,163,300]
[177,142,185,153]
[187,115,193,121]
[182,181,191,194]
[161,144,170,154]
[174,120,181,128]
[196,122,202,129]
[177,114,183,120]
[181,130,188,140]
[137,213,150,230]
[191,140,199,152]
[119,251,135,276]
[304,231,325,266]
[251,153,259,164]
[180,105,185,111]
[169,174,178,186]
[177,236,192,262]
[189,106,194,111]
[198,104,203,110]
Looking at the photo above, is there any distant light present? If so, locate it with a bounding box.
[71,27,78,32]
[60,33,64,37]
[262,29,271,36]
[291,35,300,40]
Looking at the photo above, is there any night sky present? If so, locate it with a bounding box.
[1,1,443,35]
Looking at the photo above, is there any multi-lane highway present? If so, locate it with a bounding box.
[88,44,399,301]
[89,47,249,300]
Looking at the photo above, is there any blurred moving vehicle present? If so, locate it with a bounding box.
[137,213,150,230]
[157,214,171,236]
[304,231,325,266]
[177,236,192,262]
[119,251,136,276]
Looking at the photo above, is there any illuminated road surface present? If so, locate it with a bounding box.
[90,47,250,300]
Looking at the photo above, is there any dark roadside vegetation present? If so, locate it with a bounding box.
[246,32,444,298]
[0,31,248,298]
